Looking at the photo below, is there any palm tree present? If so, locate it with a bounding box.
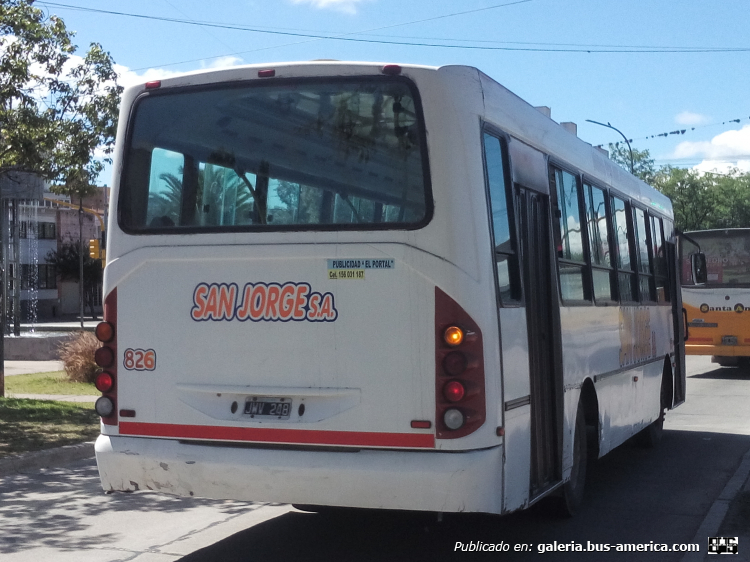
[147,164,255,227]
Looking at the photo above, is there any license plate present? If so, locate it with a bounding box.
[722,336,738,345]
[244,397,292,419]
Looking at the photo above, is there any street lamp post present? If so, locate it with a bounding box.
[79,197,84,329]
[585,119,634,174]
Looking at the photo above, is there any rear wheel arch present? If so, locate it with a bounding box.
[662,355,675,411]
[579,377,599,459]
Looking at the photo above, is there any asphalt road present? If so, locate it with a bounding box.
[1,356,748,561]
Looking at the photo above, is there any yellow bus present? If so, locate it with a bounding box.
[682,228,750,367]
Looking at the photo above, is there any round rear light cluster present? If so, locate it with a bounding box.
[95,372,114,393]
[438,324,471,432]
[95,321,115,343]
[443,380,465,402]
[94,319,117,420]
[443,351,468,376]
[444,326,464,346]
[94,346,115,368]
[443,408,465,430]
[95,396,114,417]
[435,288,486,440]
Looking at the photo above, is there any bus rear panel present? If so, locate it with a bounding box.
[95,63,506,514]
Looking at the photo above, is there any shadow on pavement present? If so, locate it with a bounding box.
[689,366,750,381]
[178,430,750,562]
[0,460,254,555]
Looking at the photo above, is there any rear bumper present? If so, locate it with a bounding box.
[95,434,503,514]
[686,344,750,357]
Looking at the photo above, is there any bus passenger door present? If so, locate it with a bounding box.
[517,186,560,496]
[668,238,688,406]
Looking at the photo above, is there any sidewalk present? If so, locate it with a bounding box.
[4,360,65,376]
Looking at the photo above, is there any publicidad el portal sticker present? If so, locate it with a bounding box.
[327,258,395,280]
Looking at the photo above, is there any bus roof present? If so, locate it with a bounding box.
[122,60,673,220]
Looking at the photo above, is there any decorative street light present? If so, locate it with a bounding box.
[585,119,634,174]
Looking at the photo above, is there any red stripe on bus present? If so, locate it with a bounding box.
[119,422,436,449]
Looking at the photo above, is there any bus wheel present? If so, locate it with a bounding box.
[555,401,587,517]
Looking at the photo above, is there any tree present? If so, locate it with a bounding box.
[651,167,720,231]
[608,143,658,184]
[607,143,750,231]
[1,0,122,187]
[45,241,102,319]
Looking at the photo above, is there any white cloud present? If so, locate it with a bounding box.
[693,159,750,174]
[290,0,370,14]
[115,64,184,89]
[675,111,709,126]
[200,56,244,70]
[115,56,244,90]
[672,125,750,164]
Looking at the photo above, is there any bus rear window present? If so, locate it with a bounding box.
[682,230,750,287]
[119,78,430,232]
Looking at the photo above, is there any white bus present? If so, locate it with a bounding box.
[682,228,750,368]
[94,61,687,516]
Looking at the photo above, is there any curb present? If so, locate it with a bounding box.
[681,446,750,562]
[0,441,95,477]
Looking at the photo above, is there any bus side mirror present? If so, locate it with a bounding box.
[691,252,707,285]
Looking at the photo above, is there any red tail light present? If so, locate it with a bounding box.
[443,380,466,402]
[435,287,486,439]
[95,372,114,393]
[96,288,118,425]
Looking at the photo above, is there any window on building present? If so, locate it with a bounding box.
[20,264,57,290]
[39,222,57,239]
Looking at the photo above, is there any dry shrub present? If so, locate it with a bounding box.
[59,331,102,383]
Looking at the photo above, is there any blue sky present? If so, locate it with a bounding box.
[37,0,750,181]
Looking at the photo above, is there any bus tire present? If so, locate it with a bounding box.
[636,416,664,448]
[555,401,587,517]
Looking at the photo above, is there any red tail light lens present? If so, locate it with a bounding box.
[95,321,115,343]
[443,351,468,376]
[95,372,114,393]
[443,380,465,402]
[94,346,114,368]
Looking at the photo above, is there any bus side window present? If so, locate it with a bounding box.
[585,183,616,303]
[650,215,670,303]
[611,196,636,302]
[633,207,656,302]
[552,167,590,303]
[482,132,521,305]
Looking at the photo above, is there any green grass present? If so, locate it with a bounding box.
[5,371,98,396]
[0,398,99,457]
